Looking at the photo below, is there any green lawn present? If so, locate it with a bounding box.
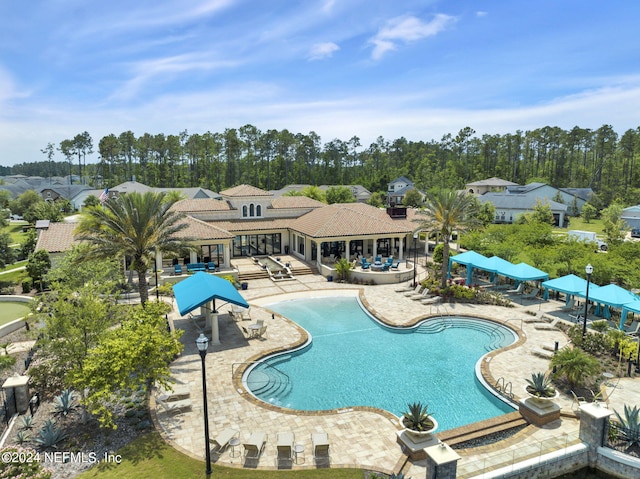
[77,432,365,479]
[0,302,31,325]
[557,218,605,235]
[4,222,28,244]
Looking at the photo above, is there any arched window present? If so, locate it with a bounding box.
[249,204,255,217]
[256,204,262,216]
[242,205,248,217]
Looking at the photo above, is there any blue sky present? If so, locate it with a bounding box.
[1,0,640,167]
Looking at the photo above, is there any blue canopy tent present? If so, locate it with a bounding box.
[621,300,640,327]
[501,262,549,282]
[447,251,489,284]
[541,274,597,302]
[475,256,514,284]
[588,284,638,329]
[173,272,250,344]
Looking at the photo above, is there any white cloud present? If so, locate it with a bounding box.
[476,11,488,17]
[308,42,340,61]
[369,14,456,60]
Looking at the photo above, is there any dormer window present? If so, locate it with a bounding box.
[242,203,263,218]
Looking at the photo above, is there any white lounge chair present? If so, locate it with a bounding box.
[522,287,540,300]
[211,428,239,455]
[507,283,524,294]
[403,284,423,297]
[276,432,294,468]
[412,288,431,300]
[560,297,576,312]
[569,304,592,322]
[243,432,267,461]
[156,397,192,416]
[312,432,330,466]
[624,320,640,336]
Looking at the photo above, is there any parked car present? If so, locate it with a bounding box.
[631,228,640,238]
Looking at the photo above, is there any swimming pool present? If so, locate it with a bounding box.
[245,296,517,431]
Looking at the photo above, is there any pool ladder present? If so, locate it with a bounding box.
[494,377,514,399]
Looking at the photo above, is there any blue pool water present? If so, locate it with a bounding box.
[245,297,517,431]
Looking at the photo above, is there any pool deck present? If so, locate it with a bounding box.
[153,257,640,476]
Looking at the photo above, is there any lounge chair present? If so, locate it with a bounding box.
[560,297,576,312]
[276,432,294,468]
[156,397,192,416]
[569,304,592,323]
[174,264,183,275]
[624,320,640,336]
[570,391,587,414]
[412,288,431,301]
[522,287,540,300]
[211,428,239,455]
[403,284,423,297]
[507,283,524,294]
[395,282,414,292]
[312,432,330,466]
[243,432,267,461]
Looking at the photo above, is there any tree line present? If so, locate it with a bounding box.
[7,124,640,207]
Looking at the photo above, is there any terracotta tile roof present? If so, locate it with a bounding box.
[220,184,272,197]
[171,198,231,213]
[175,216,234,240]
[291,203,414,238]
[35,222,78,253]
[270,196,325,209]
[213,218,293,232]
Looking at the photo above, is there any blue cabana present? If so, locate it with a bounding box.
[621,300,640,327]
[588,284,638,329]
[448,251,489,284]
[541,274,598,302]
[501,262,549,282]
[173,272,249,344]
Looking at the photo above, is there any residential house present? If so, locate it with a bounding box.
[465,177,518,195]
[387,176,422,206]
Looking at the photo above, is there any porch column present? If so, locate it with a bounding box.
[372,237,378,259]
[346,240,351,260]
[223,241,231,268]
[398,236,404,260]
[189,251,198,263]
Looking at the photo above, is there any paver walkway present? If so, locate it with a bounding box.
[153,260,639,476]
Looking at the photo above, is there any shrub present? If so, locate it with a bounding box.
[401,402,434,431]
[0,446,52,478]
[525,372,556,398]
[15,430,30,444]
[34,419,67,449]
[53,388,77,416]
[20,415,34,430]
[550,347,601,388]
[21,279,32,293]
[0,354,16,371]
[614,404,640,448]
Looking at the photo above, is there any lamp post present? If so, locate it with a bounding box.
[413,232,418,287]
[196,333,212,475]
[154,257,160,301]
[582,264,593,340]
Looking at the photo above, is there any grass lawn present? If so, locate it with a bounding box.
[557,218,605,235]
[77,432,365,479]
[0,267,28,286]
[0,302,31,325]
[4,222,28,244]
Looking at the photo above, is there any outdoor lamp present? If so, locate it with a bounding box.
[582,264,593,340]
[196,333,212,475]
[413,232,419,287]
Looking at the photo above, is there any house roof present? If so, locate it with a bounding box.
[220,184,272,197]
[213,218,293,232]
[291,203,413,238]
[478,193,567,211]
[558,187,593,202]
[176,216,234,240]
[110,181,154,194]
[269,196,325,209]
[34,222,78,253]
[505,182,547,194]
[466,177,519,187]
[390,176,413,185]
[171,198,232,213]
[156,187,220,199]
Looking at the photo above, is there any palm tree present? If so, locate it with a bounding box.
[417,189,479,288]
[76,191,195,305]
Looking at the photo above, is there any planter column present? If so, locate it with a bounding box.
[424,442,460,479]
[578,402,613,467]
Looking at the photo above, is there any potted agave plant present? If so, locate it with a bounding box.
[401,402,438,440]
[525,372,559,407]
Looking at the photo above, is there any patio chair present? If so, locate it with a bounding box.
[207,261,216,271]
[390,260,400,270]
[312,431,330,467]
[412,288,431,300]
[361,258,371,269]
[522,287,540,300]
[624,320,640,336]
[374,255,382,264]
[570,391,587,414]
[243,432,267,462]
[560,297,576,312]
[569,304,592,322]
[211,428,239,455]
[276,432,294,468]
[385,257,393,266]
[256,325,267,339]
[381,263,390,272]
[506,283,524,294]
[174,264,183,275]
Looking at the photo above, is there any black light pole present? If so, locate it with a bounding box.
[154,257,160,301]
[582,263,593,340]
[413,232,418,287]
[196,333,212,475]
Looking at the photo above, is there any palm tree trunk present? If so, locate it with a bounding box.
[137,269,149,305]
[440,235,450,288]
